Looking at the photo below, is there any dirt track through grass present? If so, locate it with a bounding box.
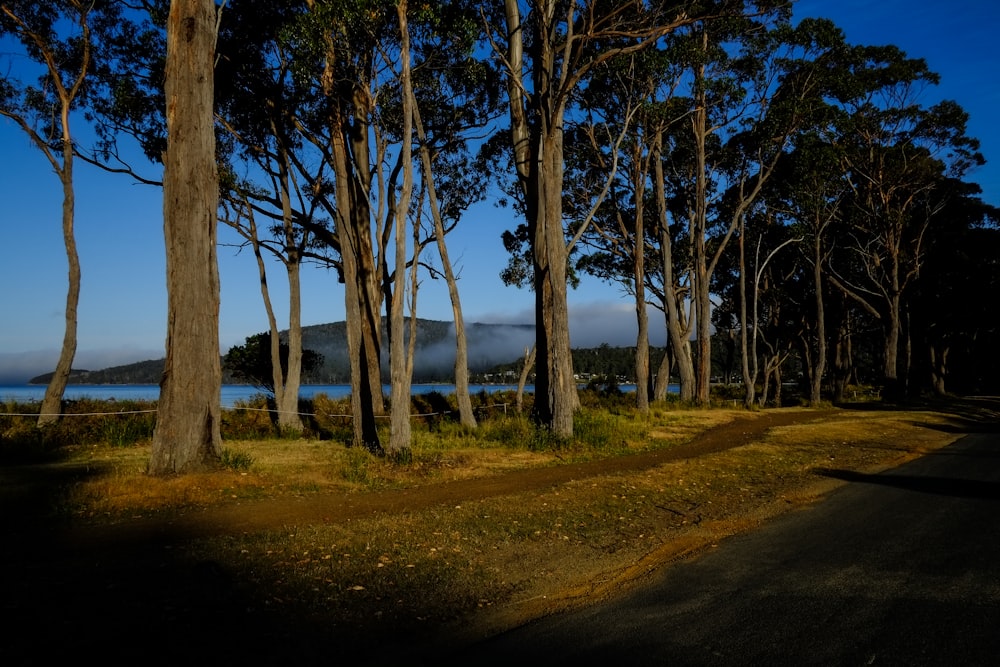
[57,408,831,546]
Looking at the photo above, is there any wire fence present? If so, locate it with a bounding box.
[0,403,511,420]
[0,408,159,417]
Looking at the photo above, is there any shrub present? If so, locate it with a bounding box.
[0,420,59,463]
[340,444,386,486]
[476,412,535,448]
[221,395,276,440]
[220,447,254,471]
[309,393,355,442]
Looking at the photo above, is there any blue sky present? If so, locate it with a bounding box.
[1,0,998,383]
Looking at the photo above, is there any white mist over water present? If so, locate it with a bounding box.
[0,302,669,384]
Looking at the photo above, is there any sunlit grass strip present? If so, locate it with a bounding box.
[176,408,968,644]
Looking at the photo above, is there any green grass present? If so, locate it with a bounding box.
[220,447,255,471]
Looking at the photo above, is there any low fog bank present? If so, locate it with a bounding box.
[411,302,668,377]
[0,302,667,384]
[472,301,668,348]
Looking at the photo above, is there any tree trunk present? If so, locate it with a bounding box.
[536,133,576,437]
[387,0,414,457]
[690,44,713,406]
[246,194,304,435]
[832,310,853,403]
[809,233,827,406]
[246,207,286,428]
[760,357,772,406]
[694,262,713,404]
[883,289,901,397]
[504,0,575,438]
[150,0,222,475]
[330,103,383,453]
[278,260,304,431]
[38,131,80,427]
[738,223,755,409]
[633,185,649,414]
[275,142,304,434]
[411,88,476,429]
[653,131,695,402]
[652,344,672,401]
[516,345,535,414]
[450,301,477,429]
[929,343,948,396]
[634,288,650,413]
[772,359,783,406]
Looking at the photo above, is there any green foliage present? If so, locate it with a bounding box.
[220,447,254,471]
[430,401,650,456]
[221,397,279,440]
[0,420,56,464]
[0,399,157,462]
[340,445,385,487]
[308,393,355,442]
[409,390,455,420]
[223,332,324,395]
[475,412,536,448]
[573,406,649,453]
[99,410,157,447]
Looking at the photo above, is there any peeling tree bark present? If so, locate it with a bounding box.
[149,0,222,475]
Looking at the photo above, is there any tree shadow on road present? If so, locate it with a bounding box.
[816,467,1000,501]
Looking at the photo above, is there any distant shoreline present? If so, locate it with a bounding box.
[0,383,537,409]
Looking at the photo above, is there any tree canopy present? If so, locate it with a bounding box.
[5,0,998,466]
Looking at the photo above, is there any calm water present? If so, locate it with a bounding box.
[0,383,533,408]
[0,382,670,407]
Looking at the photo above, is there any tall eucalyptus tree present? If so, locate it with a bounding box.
[766,131,847,405]
[721,18,846,407]
[569,48,683,412]
[0,0,120,425]
[492,0,717,436]
[149,0,223,474]
[386,0,416,456]
[213,1,326,435]
[910,189,999,395]
[656,2,801,405]
[824,45,984,397]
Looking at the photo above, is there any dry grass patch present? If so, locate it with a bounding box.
[645,409,740,448]
[762,409,964,464]
[60,407,722,521]
[174,406,974,648]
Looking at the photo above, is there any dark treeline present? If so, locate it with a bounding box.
[3,1,997,463]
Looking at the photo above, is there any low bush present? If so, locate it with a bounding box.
[309,393,355,442]
[220,447,254,471]
[222,395,277,440]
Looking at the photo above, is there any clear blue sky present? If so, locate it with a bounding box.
[1,0,997,383]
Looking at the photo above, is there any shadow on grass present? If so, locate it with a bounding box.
[0,461,469,666]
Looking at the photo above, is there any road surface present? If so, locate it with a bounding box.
[443,431,1000,666]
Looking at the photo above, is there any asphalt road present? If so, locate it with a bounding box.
[443,431,1000,666]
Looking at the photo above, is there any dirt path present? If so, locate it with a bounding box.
[67,409,832,548]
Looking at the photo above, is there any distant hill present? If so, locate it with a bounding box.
[29,358,169,385]
[33,318,538,385]
[27,368,92,385]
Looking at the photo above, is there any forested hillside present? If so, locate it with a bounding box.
[32,319,537,385]
[30,320,684,387]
